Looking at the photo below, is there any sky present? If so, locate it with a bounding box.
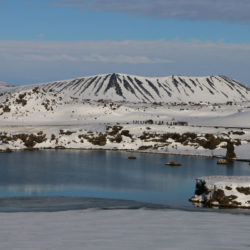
[0,0,250,85]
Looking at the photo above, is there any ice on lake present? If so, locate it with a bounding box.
[0,209,250,250]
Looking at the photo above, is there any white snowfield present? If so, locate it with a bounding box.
[201,176,250,184]
[0,209,250,250]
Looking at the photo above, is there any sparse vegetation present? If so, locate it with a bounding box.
[16,93,27,106]
[59,130,75,136]
[2,106,11,112]
[50,134,56,141]
[0,132,46,149]
[207,189,240,208]
[231,131,245,135]
[138,145,153,150]
[79,133,107,146]
[120,130,132,138]
[138,132,227,150]
[106,125,123,136]
[236,187,250,195]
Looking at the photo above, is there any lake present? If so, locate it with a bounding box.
[0,150,250,211]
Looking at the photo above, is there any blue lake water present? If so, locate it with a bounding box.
[0,150,250,211]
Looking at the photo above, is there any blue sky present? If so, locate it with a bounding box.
[0,0,250,85]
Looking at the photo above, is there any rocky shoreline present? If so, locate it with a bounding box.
[0,124,249,158]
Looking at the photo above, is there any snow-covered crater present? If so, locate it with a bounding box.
[1,73,250,103]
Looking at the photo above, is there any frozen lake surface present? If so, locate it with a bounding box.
[0,209,250,250]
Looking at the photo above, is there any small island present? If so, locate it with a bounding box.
[128,155,136,160]
[165,161,182,166]
[190,176,250,208]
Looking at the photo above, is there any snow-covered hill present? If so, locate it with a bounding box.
[1,73,250,103]
[1,79,250,157]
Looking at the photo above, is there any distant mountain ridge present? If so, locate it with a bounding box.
[1,73,250,103]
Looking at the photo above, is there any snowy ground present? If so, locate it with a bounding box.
[0,122,250,158]
[0,209,250,250]
[0,87,250,158]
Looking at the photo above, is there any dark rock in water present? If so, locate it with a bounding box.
[194,179,209,196]
[217,159,229,165]
[225,140,236,162]
[0,148,13,153]
[128,156,136,160]
[165,161,181,166]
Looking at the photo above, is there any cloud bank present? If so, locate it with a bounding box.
[0,40,249,85]
[54,0,250,23]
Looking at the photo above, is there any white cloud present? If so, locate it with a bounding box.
[0,40,249,85]
[54,0,250,23]
[77,54,172,64]
[0,41,175,64]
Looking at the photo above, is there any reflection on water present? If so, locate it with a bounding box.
[0,150,249,206]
